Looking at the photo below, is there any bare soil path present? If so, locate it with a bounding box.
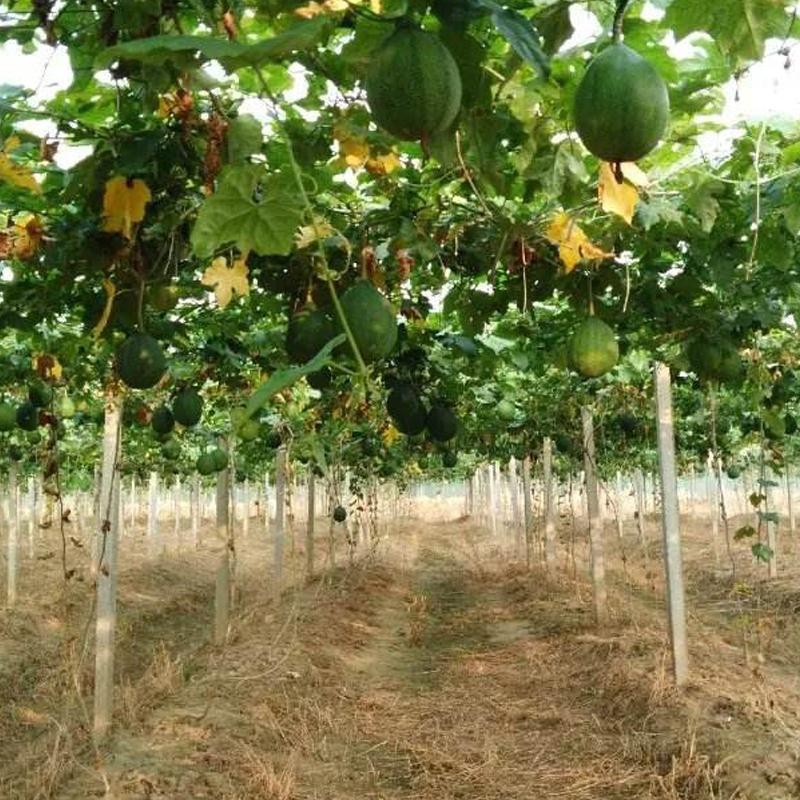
[7,517,800,799]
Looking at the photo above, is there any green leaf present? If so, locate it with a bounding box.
[96,17,329,71]
[245,335,346,418]
[440,334,479,355]
[491,7,550,78]
[547,142,590,198]
[781,141,800,165]
[339,18,392,67]
[664,0,788,62]
[229,18,330,69]
[509,351,529,369]
[113,0,161,31]
[783,202,800,235]
[311,439,329,479]
[751,542,774,563]
[636,197,684,230]
[97,35,242,69]
[227,114,263,163]
[758,225,795,270]
[734,524,757,540]
[685,179,723,233]
[191,165,305,258]
[758,510,780,524]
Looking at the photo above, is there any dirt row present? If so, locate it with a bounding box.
[2,511,800,798]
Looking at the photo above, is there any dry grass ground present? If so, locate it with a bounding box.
[1,499,799,799]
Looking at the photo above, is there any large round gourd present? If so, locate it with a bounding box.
[172,389,203,427]
[16,402,39,431]
[442,450,458,469]
[286,308,336,364]
[365,27,463,142]
[686,339,742,384]
[426,404,458,443]
[117,333,167,390]
[574,43,669,163]
[196,453,216,476]
[387,383,427,436]
[339,280,397,363]
[569,317,619,378]
[151,406,175,435]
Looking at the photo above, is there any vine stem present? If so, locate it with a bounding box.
[746,122,767,280]
[455,129,492,219]
[708,384,736,579]
[612,0,633,42]
[136,274,146,331]
[326,276,369,375]
[253,69,369,378]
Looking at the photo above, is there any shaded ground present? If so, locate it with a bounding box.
[3,509,800,799]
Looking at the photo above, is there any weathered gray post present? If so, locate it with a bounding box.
[581,408,607,627]
[654,363,689,687]
[93,389,123,740]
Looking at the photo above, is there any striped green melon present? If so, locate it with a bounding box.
[569,317,619,378]
[151,406,175,435]
[426,404,458,442]
[196,453,216,476]
[117,333,167,390]
[387,383,427,436]
[338,280,397,363]
[365,27,463,142]
[172,389,203,427]
[286,307,336,364]
[574,43,669,163]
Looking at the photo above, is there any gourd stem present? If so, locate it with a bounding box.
[137,276,146,332]
[612,0,632,42]
[326,277,369,375]
[253,67,369,378]
[588,273,595,316]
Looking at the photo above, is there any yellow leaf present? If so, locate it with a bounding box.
[92,278,117,339]
[333,121,401,174]
[296,218,335,249]
[201,256,250,309]
[366,151,402,175]
[11,214,44,259]
[382,424,401,446]
[295,0,348,17]
[102,177,151,239]
[338,136,370,168]
[157,94,177,118]
[0,136,40,194]
[31,353,62,381]
[598,163,640,225]
[545,211,613,274]
[295,1,324,17]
